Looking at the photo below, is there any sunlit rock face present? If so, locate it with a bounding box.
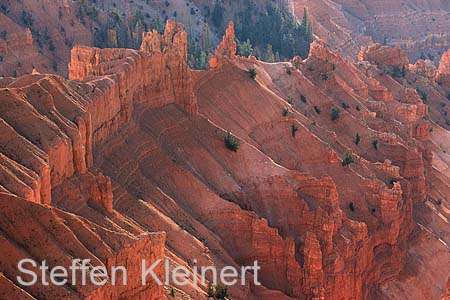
[1,13,450,300]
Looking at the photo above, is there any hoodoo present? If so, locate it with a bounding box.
[1,2,450,300]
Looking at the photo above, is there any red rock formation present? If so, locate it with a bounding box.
[292,0,450,61]
[0,192,166,300]
[1,17,449,300]
[437,50,450,86]
[410,59,437,81]
[209,21,237,69]
[359,44,409,67]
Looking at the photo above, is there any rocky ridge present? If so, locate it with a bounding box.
[0,20,449,300]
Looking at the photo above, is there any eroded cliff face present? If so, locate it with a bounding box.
[290,0,450,62]
[1,19,450,300]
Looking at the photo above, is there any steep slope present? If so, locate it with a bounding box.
[1,19,450,300]
[291,0,450,62]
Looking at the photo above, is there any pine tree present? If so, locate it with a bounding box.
[266,44,275,62]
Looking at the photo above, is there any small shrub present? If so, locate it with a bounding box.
[248,68,257,79]
[447,94,450,101]
[311,120,317,126]
[389,179,398,188]
[170,288,175,297]
[441,101,446,107]
[342,153,354,166]
[376,111,384,119]
[282,108,289,116]
[437,199,442,205]
[286,68,291,75]
[0,30,7,40]
[354,133,361,145]
[214,284,229,300]
[331,107,341,121]
[300,95,307,103]
[416,88,428,102]
[372,139,378,150]
[314,106,321,114]
[356,105,361,111]
[207,283,214,297]
[287,96,293,104]
[342,102,350,109]
[321,73,329,81]
[0,4,9,14]
[224,132,240,152]
[291,124,298,137]
[349,202,355,211]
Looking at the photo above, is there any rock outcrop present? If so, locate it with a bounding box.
[359,44,409,67]
[292,0,450,61]
[410,59,437,81]
[1,17,450,300]
[437,49,450,87]
[209,21,237,69]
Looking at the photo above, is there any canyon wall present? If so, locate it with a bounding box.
[290,0,450,62]
[1,18,449,300]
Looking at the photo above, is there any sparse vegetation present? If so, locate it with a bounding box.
[331,107,341,121]
[440,101,446,107]
[342,102,350,109]
[212,1,224,28]
[356,105,361,111]
[213,284,229,300]
[392,66,406,78]
[170,287,175,297]
[416,88,428,102]
[321,73,329,81]
[235,6,313,61]
[342,153,354,166]
[224,132,240,152]
[300,95,307,103]
[376,111,384,119]
[389,179,398,188]
[287,96,293,104]
[291,124,299,137]
[52,60,58,72]
[0,4,9,14]
[237,38,253,57]
[283,108,289,116]
[372,139,378,150]
[314,106,321,114]
[206,283,229,300]
[21,10,34,27]
[248,68,257,80]
[354,133,361,145]
[447,94,450,101]
[48,39,56,52]
[207,283,215,297]
[0,30,7,40]
[349,202,355,211]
